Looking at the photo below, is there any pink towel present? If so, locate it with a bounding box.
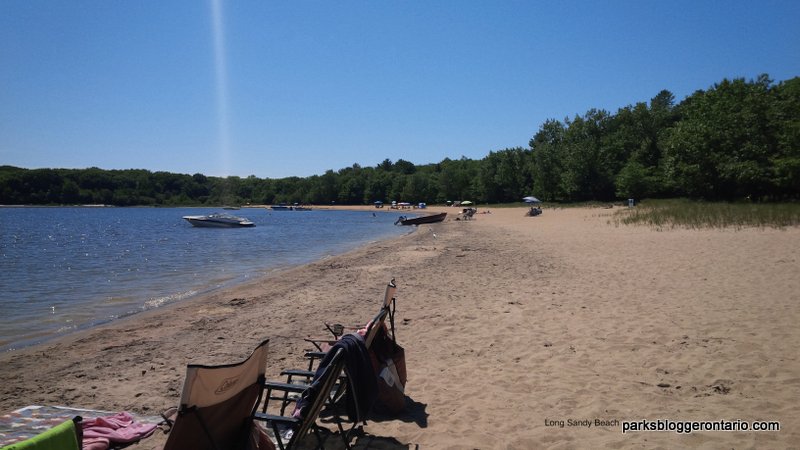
[81,412,157,450]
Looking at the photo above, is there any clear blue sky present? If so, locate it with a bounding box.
[2,1,799,179]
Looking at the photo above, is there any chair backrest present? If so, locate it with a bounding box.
[288,348,346,447]
[382,278,398,342]
[364,307,389,349]
[164,339,269,450]
[382,278,397,309]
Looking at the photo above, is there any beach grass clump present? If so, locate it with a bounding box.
[612,199,800,229]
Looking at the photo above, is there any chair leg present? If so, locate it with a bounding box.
[333,418,355,450]
[311,424,325,450]
[269,423,286,450]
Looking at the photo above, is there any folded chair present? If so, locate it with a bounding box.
[254,348,347,450]
[163,339,269,450]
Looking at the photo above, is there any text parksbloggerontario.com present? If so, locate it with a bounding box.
[622,419,780,434]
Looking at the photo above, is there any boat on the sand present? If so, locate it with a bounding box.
[394,212,447,226]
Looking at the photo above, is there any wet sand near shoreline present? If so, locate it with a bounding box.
[1,205,798,449]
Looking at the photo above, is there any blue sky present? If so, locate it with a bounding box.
[2,1,799,179]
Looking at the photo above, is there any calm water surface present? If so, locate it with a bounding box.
[0,207,410,351]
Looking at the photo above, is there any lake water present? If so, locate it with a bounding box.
[0,207,411,352]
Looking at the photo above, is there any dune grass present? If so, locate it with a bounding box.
[612,199,800,229]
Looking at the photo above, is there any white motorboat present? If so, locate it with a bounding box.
[182,213,255,228]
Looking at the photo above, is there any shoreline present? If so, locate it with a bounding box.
[2,216,415,354]
[1,205,798,448]
[0,205,413,353]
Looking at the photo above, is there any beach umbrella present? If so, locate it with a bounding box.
[522,196,541,204]
[460,200,473,206]
[374,200,383,204]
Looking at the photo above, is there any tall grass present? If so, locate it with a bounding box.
[612,199,800,229]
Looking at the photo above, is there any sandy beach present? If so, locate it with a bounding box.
[1,205,798,449]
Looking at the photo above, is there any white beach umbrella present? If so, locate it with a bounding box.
[522,196,541,204]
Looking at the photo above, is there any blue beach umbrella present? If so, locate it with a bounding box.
[523,196,541,204]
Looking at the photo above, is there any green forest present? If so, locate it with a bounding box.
[2,74,798,207]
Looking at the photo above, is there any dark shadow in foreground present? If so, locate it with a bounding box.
[312,396,427,449]
[368,396,428,428]
[308,428,418,450]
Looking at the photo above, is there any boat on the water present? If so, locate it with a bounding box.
[395,212,447,226]
[182,213,255,228]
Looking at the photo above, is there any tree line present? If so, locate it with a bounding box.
[1,74,797,206]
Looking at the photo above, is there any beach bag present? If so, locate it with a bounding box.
[376,345,406,413]
[369,326,407,414]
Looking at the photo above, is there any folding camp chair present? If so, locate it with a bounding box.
[267,308,387,450]
[266,280,398,448]
[307,304,389,365]
[282,279,397,408]
[303,279,397,354]
[254,348,348,450]
[163,339,269,450]
[283,305,388,385]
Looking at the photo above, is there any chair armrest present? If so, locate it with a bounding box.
[253,412,300,426]
[262,380,306,416]
[264,380,307,393]
[303,337,336,351]
[280,368,347,385]
[281,369,315,384]
[304,351,327,371]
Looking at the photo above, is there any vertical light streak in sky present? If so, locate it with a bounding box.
[210,0,231,177]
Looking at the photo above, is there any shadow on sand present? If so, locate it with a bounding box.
[314,431,419,450]
[313,396,427,450]
[368,396,428,428]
